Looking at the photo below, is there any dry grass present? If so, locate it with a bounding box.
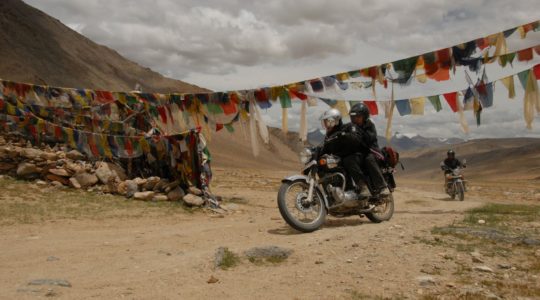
[0,177,190,226]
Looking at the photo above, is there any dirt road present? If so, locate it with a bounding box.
[0,168,502,299]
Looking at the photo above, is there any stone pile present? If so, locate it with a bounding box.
[0,134,206,206]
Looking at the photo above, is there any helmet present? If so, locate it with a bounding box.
[447,150,455,157]
[349,103,370,120]
[320,108,342,131]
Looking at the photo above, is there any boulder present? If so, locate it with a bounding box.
[21,148,44,160]
[244,246,293,261]
[49,168,70,177]
[65,162,84,174]
[117,181,127,195]
[183,194,205,206]
[188,186,203,196]
[143,176,161,191]
[66,150,85,160]
[153,178,170,192]
[167,187,185,201]
[134,177,147,187]
[125,180,139,198]
[95,163,114,184]
[74,172,98,188]
[69,177,82,189]
[16,162,39,178]
[0,162,16,172]
[41,152,58,161]
[134,191,155,200]
[46,174,69,185]
[152,194,169,201]
[95,162,127,184]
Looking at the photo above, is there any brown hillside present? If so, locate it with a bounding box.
[0,0,207,93]
[399,138,540,181]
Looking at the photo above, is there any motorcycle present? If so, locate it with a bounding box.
[442,161,467,201]
[277,146,396,233]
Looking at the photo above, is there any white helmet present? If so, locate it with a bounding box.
[320,108,342,131]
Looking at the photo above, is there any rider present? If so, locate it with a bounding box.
[319,108,370,198]
[440,150,464,189]
[349,103,390,197]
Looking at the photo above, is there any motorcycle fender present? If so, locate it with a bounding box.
[281,175,309,184]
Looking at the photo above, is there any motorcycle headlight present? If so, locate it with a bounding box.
[299,148,312,164]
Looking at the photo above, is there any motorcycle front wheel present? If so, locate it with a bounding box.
[366,193,395,223]
[277,180,327,233]
[457,182,465,201]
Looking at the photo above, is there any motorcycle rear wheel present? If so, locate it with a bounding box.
[277,181,327,233]
[366,193,395,223]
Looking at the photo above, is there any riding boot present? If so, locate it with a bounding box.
[355,182,371,199]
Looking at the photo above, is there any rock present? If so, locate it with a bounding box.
[188,186,203,196]
[95,162,127,184]
[167,187,185,201]
[28,279,72,288]
[41,152,58,161]
[143,177,161,191]
[471,251,484,263]
[346,259,352,263]
[46,256,60,262]
[535,249,540,258]
[153,178,170,192]
[152,194,168,201]
[95,163,114,184]
[21,148,44,160]
[16,162,39,177]
[351,243,359,248]
[48,168,70,177]
[497,263,512,269]
[74,172,98,188]
[46,174,70,186]
[51,181,64,188]
[117,181,127,195]
[134,177,147,186]
[244,246,293,260]
[416,275,436,287]
[65,162,84,174]
[125,180,139,198]
[473,266,494,273]
[214,247,227,268]
[0,162,16,171]
[207,275,219,284]
[66,150,85,160]
[134,191,155,200]
[478,219,486,225]
[36,180,47,186]
[69,177,82,189]
[183,194,205,206]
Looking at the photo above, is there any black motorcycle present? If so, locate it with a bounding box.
[277,146,396,232]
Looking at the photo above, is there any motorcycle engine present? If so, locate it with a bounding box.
[327,185,360,208]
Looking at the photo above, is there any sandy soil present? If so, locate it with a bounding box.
[3,167,522,299]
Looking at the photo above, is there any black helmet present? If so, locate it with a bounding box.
[447,150,455,157]
[349,103,370,120]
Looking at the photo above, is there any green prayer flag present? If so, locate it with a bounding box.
[279,88,292,108]
[428,95,442,112]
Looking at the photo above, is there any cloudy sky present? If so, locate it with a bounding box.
[25,0,540,139]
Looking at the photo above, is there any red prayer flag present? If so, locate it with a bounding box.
[254,89,268,102]
[157,106,168,124]
[476,37,489,50]
[216,124,224,132]
[363,100,378,116]
[290,90,308,100]
[517,48,533,62]
[533,64,540,80]
[95,91,115,104]
[443,92,459,112]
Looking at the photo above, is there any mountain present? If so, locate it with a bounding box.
[0,0,207,93]
[378,133,463,152]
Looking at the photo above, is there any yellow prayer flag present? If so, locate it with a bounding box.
[410,97,425,115]
[501,76,516,99]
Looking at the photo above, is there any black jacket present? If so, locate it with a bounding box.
[321,123,368,158]
[443,158,463,170]
[355,119,380,150]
